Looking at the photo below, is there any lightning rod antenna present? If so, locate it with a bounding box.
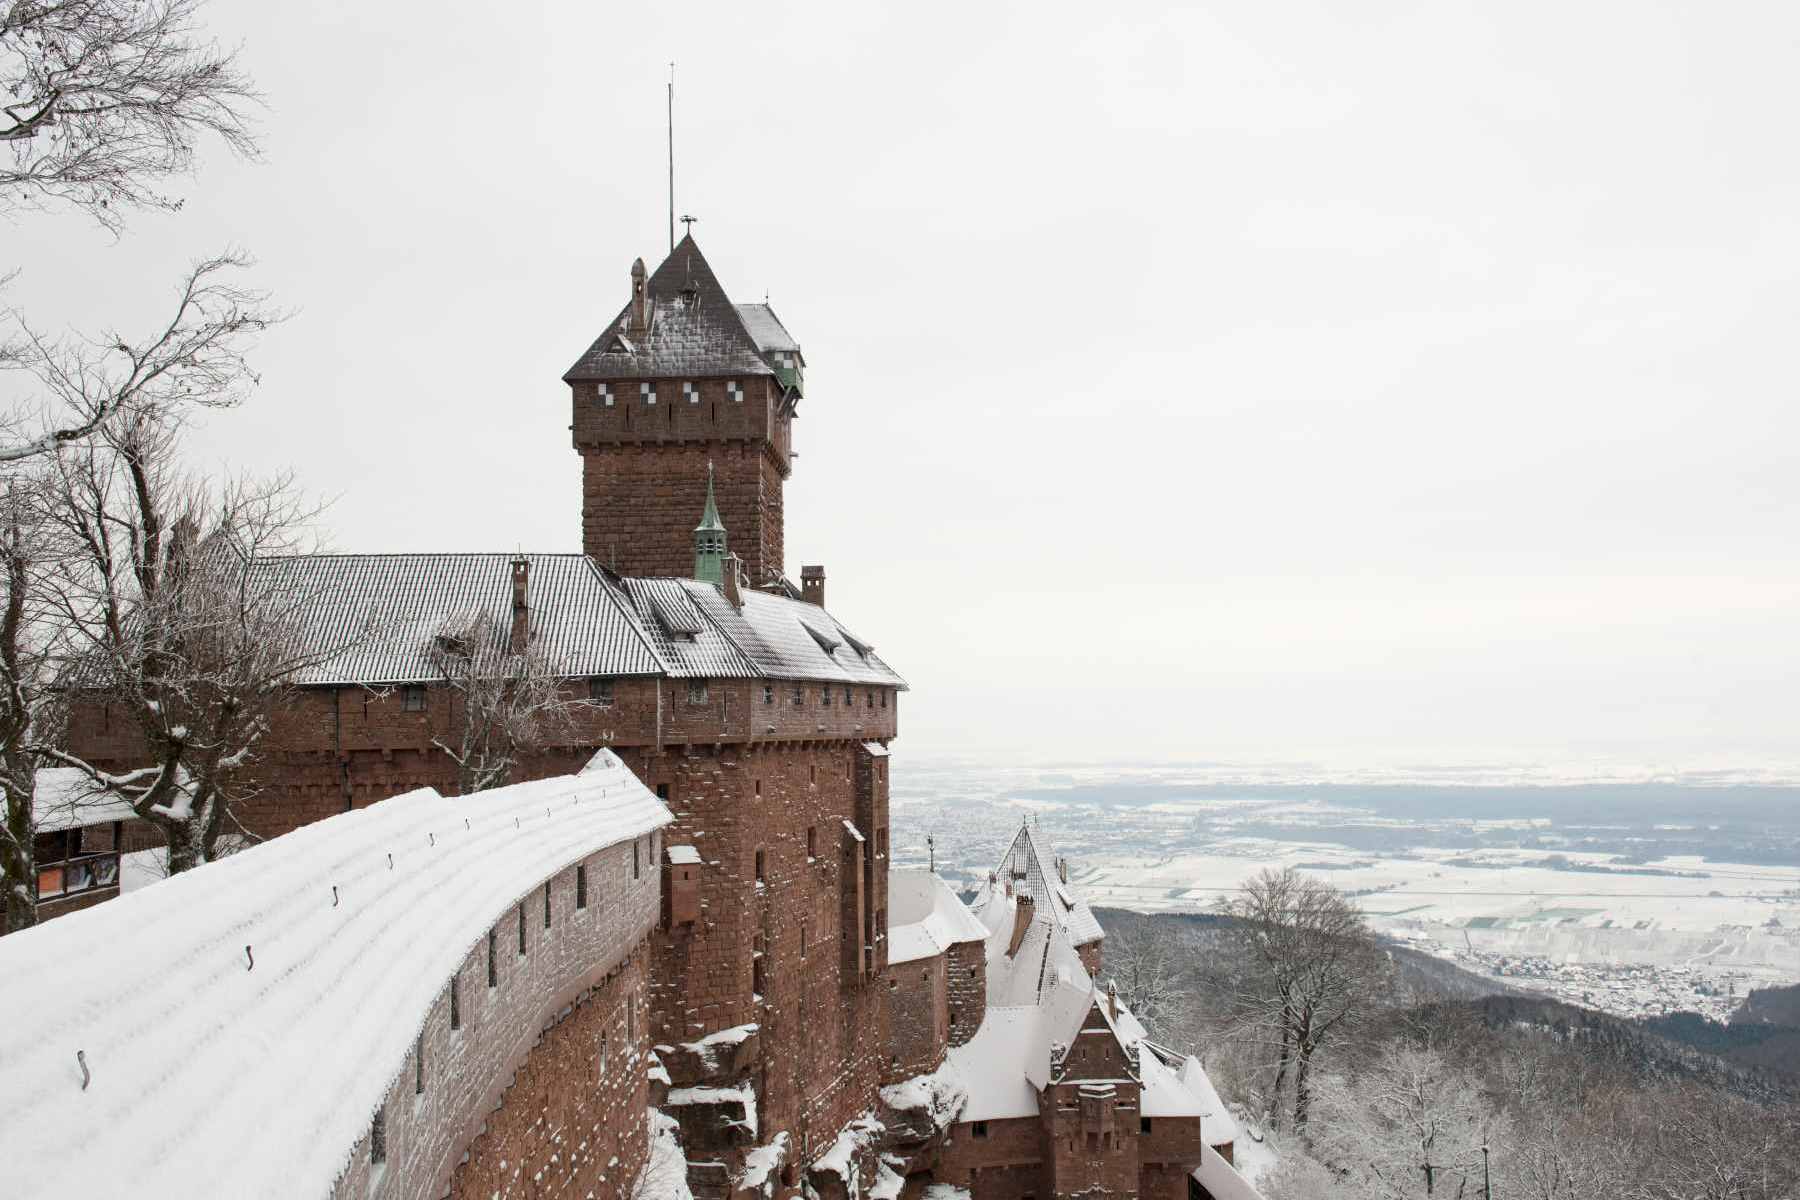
[667,62,675,251]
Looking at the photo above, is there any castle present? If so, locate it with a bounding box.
[9,234,1261,1200]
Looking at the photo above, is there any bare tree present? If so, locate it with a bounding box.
[2,0,258,229]
[428,614,591,796]
[2,250,272,463]
[1223,867,1388,1134]
[0,475,58,930]
[1103,917,1192,1033]
[38,408,348,873]
[2,0,263,462]
[1302,1047,1502,1200]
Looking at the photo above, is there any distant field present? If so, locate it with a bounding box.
[892,760,1800,1019]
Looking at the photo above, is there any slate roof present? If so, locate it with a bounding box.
[564,236,782,382]
[243,553,904,690]
[735,303,800,355]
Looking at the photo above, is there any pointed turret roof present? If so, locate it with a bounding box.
[695,463,725,534]
[565,235,782,382]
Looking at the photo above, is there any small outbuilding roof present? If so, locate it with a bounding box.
[886,869,990,965]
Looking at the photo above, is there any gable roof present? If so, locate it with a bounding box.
[565,236,778,382]
[234,553,903,690]
[968,823,1105,955]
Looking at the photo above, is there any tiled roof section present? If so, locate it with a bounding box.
[564,236,775,382]
[252,553,667,685]
[233,552,901,689]
[619,578,759,677]
[735,303,800,355]
[683,583,908,687]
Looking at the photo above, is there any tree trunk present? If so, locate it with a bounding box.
[1294,1039,1314,1134]
[1268,1022,1292,1131]
[165,817,206,875]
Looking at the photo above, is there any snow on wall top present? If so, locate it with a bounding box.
[886,869,989,965]
[0,751,671,1199]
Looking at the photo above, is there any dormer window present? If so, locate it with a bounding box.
[727,381,743,403]
[641,383,656,406]
[683,382,700,405]
[598,384,614,407]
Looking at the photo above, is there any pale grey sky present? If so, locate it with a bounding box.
[9,1,1799,770]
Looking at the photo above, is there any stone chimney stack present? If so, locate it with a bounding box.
[509,556,530,654]
[628,257,649,334]
[1007,893,1035,958]
[721,552,743,609]
[801,564,825,607]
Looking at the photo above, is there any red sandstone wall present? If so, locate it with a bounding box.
[573,371,790,582]
[937,1117,1045,1200]
[641,740,888,1169]
[882,952,947,1082]
[946,941,986,1049]
[450,952,650,1200]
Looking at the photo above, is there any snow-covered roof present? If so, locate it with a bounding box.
[232,552,904,690]
[886,869,989,965]
[0,751,671,1198]
[1192,1142,1266,1200]
[667,844,704,865]
[1178,1053,1241,1145]
[564,236,779,382]
[734,302,800,356]
[31,767,137,832]
[968,823,1104,952]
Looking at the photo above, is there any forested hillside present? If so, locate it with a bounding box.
[1093,884,1800,1200]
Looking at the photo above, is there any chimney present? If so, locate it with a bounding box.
[509,556,530,654]
[721,552,743,609]
[1058,857,1069,884]
[801,564,825,607]
[1006,893,1035,958]
[1107,980,1119,1020]
[629,257,649,334]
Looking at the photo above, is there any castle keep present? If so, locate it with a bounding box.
[19,234,1260,1200]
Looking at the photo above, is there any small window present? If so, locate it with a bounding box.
[370,1107,387,1165]
[656,783,670,802]
[950,1009,958,1028]
[791,685,804,707]
[544,880,552,928]
[683,382,700,404]
[641,382,656,405]
[415,1033,425,1094]
[488,928,498,987]
[843,686,852,705]
[807,826,817,858]
[822,688,832,707]
[590,677,615,706]
[763,684,774,704]
[633,839,641,879]
[728,381,743,403]
[754,848,766,883]
[451,977,461,1030]
[801,923,809,958]
[402,685,426,712]
[973,1121,989,1139]
[867,690,874,708]
[755,779,762,798]
[599,383,614,407]
[518,905,527,956]
[576,864,588,909]
[1141,1117,1153,1134]
[687,679,708,704]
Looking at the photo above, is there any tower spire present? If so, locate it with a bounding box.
[693,461,728,585]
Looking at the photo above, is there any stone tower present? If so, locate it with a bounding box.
[565,235,804,584]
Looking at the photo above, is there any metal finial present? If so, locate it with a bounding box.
[77,1050,90,1091]
[244,945,254,971]
[332,885,339,907]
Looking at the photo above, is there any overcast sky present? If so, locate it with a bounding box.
[10,2,1799,772]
